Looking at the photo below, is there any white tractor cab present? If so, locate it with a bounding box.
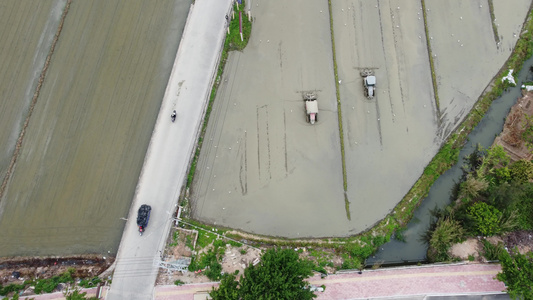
[361,69,376,99]
[304,92,318,124]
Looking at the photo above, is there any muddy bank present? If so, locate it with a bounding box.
[0,255,113,285]
[493,90,533,161]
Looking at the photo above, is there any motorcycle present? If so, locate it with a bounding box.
[137,204,151,236]
[171,110,176,122]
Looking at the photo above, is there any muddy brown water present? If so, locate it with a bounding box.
[0,0,192,257]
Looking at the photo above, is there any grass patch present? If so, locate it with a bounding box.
[174,279,185,286]
[78,276,101,288]
[482,239,506,261]
[33,269,74,294]
[169,230,180,247]
[0,283,27,297]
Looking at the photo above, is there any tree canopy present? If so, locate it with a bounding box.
[210,248,317,300]
[497,249,533,300]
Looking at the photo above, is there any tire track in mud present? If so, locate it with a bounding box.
[256,105,271,182]
[0,0,72,203]
[194,53,241,216]
[239,131,247,195]
[421,0,441,122]
[388,3,407,117]
[377,0,397,125]
[283,110,288,175]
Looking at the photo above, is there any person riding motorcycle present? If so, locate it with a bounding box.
[171,110,177,122]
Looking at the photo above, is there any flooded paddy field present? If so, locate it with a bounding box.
[426,0,531,136]
[191,0,346,238]
[0,0,65,200]
[0,0,191,257]
[191,0,531,238]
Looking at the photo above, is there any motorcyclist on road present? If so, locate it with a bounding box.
[171,110,177,122]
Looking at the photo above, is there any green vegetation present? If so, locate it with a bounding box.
[0,282,27,297]
[185,1,252,189]
[78,277,101,289]
[184,221,243,281]
[174,279,185,286]
[423,215,465,262]
[0,269,104,299]
[169,230,180,247]
[467,202,502,236]
[210,248,316,300]
[497,249,533,300]
[64,288,98,300]
[422,143,533,263]
[509,159,533,183]
[34,270,74,294]
[1,269,75,296]
[308,248,334,274]
[481,239,505,261]
[189,248,223,281]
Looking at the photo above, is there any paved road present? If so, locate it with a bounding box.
[17,263,508,300]
[151,263,508,300]
[107,1,232,299]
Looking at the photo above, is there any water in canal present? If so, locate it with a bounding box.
[367,56,533,266]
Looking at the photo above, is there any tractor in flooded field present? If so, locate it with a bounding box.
[361,69,376,99]
[304,92,318,124]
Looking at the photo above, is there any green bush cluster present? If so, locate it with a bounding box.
[34,269,74,294]
[424,216,465,262]
[210,248,316,300]
[509,159,533,183]
[497,249,533,300]
[188,248,223,281]
[188,238,229,281]
[481,239,505,261]
[0,282,27,296]
[0,269,104,299]
[467,202,502,236]
[78,277,101,288]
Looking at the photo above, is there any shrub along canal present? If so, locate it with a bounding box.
[367,55,533,266]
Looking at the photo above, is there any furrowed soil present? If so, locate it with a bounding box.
[0,0,191,257]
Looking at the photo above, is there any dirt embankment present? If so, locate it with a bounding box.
[0,255,113,287]
[493,90,533,161]
[450,231,533,260]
